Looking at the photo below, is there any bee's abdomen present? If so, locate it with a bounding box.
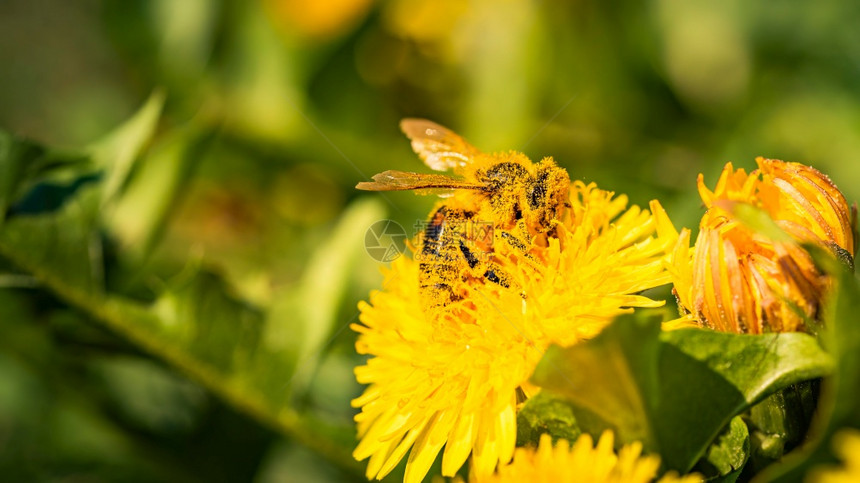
[419,206,473,309]
[421,208,446,257]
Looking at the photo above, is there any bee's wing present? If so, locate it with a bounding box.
[400,118,481,172]
[356,170,483,192]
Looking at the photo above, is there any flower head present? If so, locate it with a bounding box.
[670,158,855,333]
[479,432,701,483]
[352,181,678,482]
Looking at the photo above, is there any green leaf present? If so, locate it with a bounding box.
[0,133,44,217]
[89,90,165,204]
[532,313,833,473]
[515,391,581,446]
[0,131,91,219]
[106,124,214,259]
[0,91,163,223]
[532,314,661,445]
[0,181,369,476]
[151,269,265,373]
[745,381,818,473]
[754,264,860,481]
[264,197,387,397]
[694,416,750,483]
[0,185,104,295]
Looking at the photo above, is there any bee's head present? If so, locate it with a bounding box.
[525,159,570,232]
[477,157,569,231]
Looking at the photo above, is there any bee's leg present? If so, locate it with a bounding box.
[481,261,516,289]
[419,259,461,309]
[500,231,532,256]
[539,218,567,243]
[499,224,544,272]
[458,239,520,292]
[480,260,527,304]
[458,239,481,271]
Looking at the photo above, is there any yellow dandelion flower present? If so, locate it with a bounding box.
[478,432,701,483]
[670,158,855,333]
[807,428,860,483]
[352,181,679,482]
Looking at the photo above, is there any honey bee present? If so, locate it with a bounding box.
[357,119,571,315]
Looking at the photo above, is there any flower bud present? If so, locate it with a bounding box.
[671,158,855,333]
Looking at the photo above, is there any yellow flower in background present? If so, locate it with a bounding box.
[807,429,860,483]
[265,0,375,40]
[383,0,469,45]
[670,157,855,333]
[352,181,679,482]
[478,432,701,483]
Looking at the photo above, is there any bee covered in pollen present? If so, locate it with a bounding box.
[356,119,572,316]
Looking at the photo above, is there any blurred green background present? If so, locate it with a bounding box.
[1,0,859,481]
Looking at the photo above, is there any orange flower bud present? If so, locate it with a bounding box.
[671,158,855,333]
